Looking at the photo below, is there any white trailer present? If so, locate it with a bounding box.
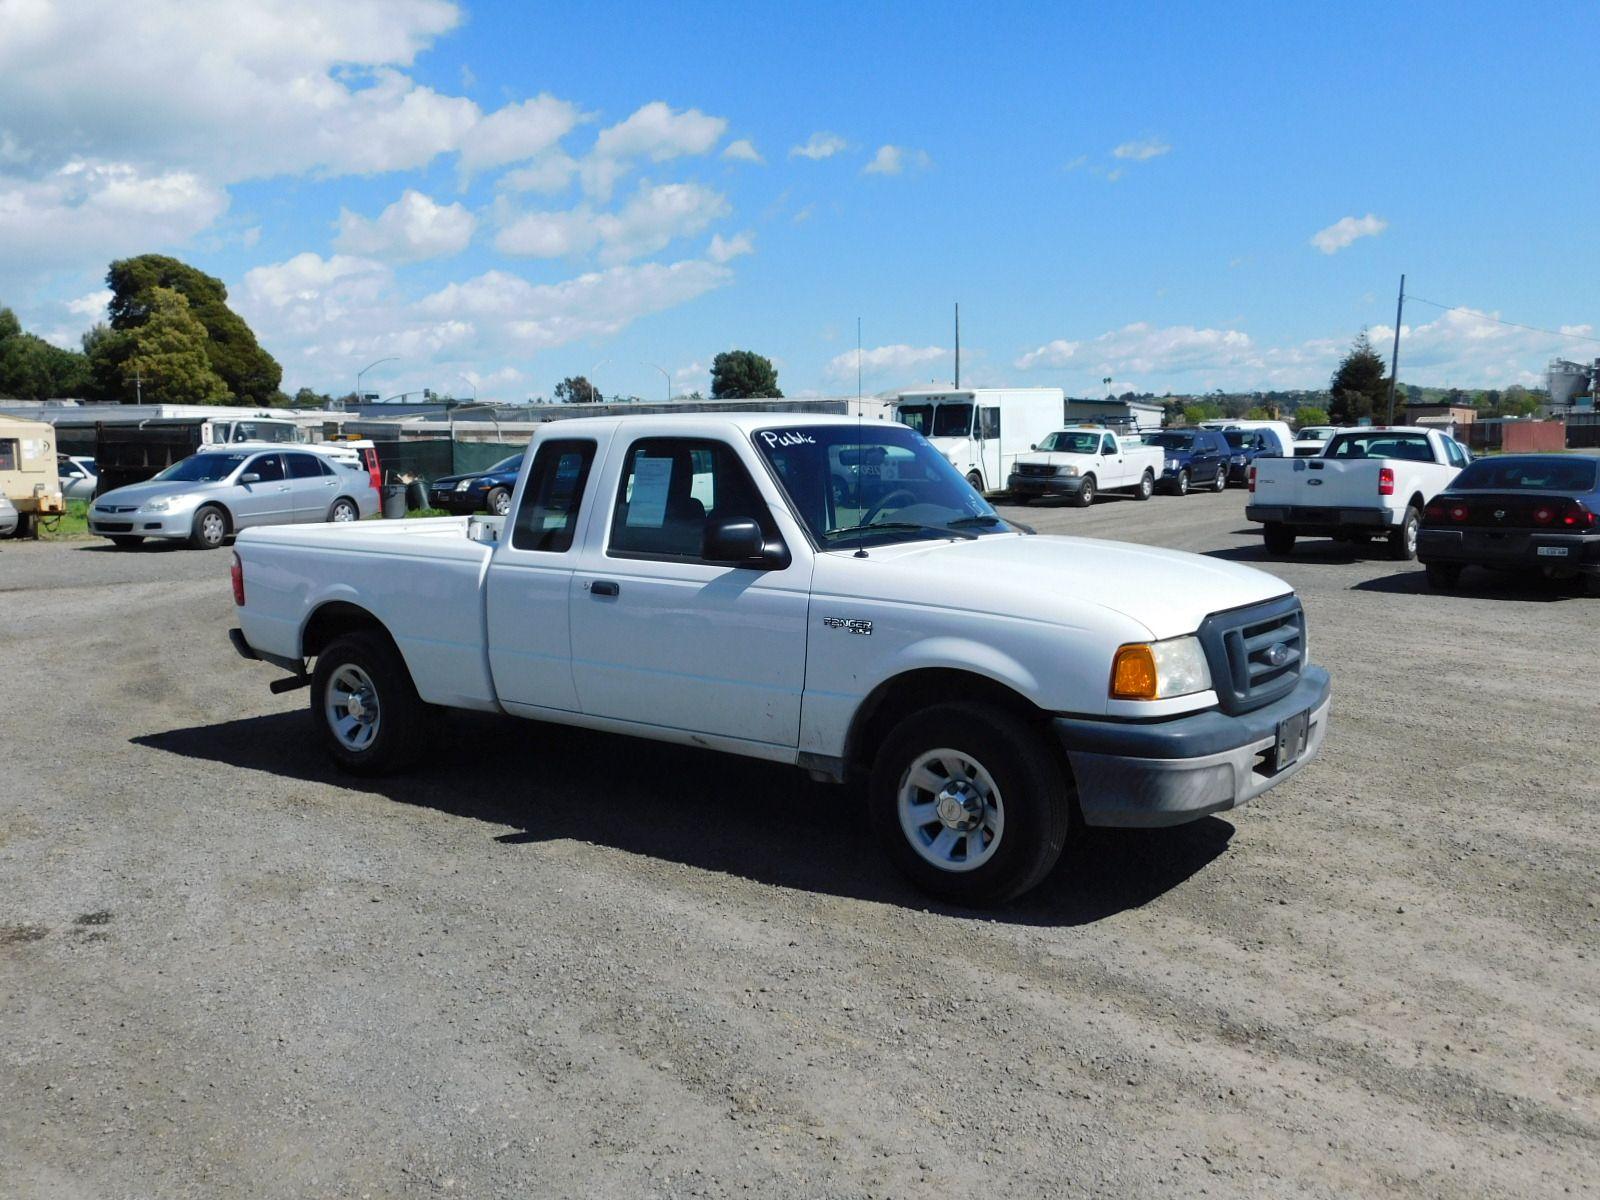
[892,387,1064,494]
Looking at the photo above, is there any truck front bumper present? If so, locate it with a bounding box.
[1007,473,1086,497]
[1246,504,1397,532]
[1052,667,1331,828]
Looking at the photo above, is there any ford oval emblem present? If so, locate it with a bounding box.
[1307,478,1323,486]
[1264,642,1291,667]
[1494,509,1506,519]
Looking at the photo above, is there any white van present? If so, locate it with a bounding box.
[893,388,1064,494]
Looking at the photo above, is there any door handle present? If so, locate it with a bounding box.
[589,580,619,597]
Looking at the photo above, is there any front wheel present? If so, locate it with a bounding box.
[1263,522,1296,554]
[1173,469,1190,496]
[486,487,512,516]
[965,471,985,495]
[868,702,1072,906]
[189,504,227,550]
[1070,474,1096,508]
[1133,469,1154,500]
[1389,506,1420,561]
[311,631,427,775]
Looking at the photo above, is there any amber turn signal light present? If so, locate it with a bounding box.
[1110,644,1159,700]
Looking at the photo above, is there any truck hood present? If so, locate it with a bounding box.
[814,533,1292,641]
[1013,450,1094,467]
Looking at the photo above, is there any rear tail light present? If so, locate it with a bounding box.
[1560,500,1596,529]
[231,551,245,605]
[1378,467,1395,496]
[1248,466,1257,493]
[1424,500,1445,520]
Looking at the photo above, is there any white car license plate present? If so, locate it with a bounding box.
[1537,546,1569,557]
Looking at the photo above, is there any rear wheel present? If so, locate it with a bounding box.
[189,504,227,550]
[1263,522,1296,554]
[1134,469,1154,500]
[1070,474,1096,508]
[311,631,427,775]
[1389,506,1421,561]
[868,702,1072,906]
[109,535,143,548]
[1425,562,1463,589]
[486,486,512,516]
[327,497,359,523]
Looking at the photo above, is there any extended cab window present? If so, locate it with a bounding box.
[511,439,595,552]
[609,438,776,561]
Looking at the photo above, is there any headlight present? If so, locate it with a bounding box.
[1055,464,1080,477]
[1166,458,1180,470]
[454,479,472,491]
[1231,454,1247,465]
[139,496,183,512]
[1110,635,1212,700]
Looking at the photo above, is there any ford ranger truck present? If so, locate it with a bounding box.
[229,414,1331,906]
[1007,428,1164,506]
[1247,426,1468,560]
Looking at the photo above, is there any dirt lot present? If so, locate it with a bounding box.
[2,493,1596,1199]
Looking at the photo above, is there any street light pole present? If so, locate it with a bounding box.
[356,357,399,405]
[641,362,670,402]
[587,357,609,404]
[457,373,478,404]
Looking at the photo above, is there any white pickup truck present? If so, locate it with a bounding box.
[1006,428,1164,506]
[229,413,1331,905]
[1247,426,1470,559]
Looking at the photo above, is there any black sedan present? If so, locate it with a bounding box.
[1418,454,1600,592]
[428,453,524,515]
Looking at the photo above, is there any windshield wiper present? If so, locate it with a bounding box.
[825,520,978,544]
[946,514,1035,536]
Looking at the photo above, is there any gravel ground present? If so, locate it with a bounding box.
[1,494,1596,1199]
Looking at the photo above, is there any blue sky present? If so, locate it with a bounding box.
[1,0,1596,402]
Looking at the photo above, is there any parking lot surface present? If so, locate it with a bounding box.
[2,495,1596,1198]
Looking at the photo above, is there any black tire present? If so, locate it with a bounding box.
[1133,469,1154,500]
[311,631,428,775]
[1263,522,1296,554]
[189,504,228,550]
[1173,468,1190,496]
[108,535,143,548]
[486,486,512,516]
[1210,465,1227,492]
[1389,506,1420,561]
[868,702,1072,906]
[1070,474,1096,508]
[326,497,360,524]
[965,471,985,495]
[1425,562,1463,589]
[5,512,34,539]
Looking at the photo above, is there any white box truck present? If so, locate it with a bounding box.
[893,388,1064,495]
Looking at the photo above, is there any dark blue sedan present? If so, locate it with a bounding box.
[1418,454,1600,592]
[428,453,525,515]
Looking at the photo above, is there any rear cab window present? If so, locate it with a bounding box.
[511,439,596,552]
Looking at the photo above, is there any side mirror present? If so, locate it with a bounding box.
[240,473,260,484]
[703,516,786,569]
[1029,443,1037,450]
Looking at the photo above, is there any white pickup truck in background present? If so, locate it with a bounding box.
[1006,428,1164,505]
[1247,426,1469,559]
[230,413,1330,905]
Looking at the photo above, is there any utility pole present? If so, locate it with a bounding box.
[954,302,961,389]
[1386,274,1405,425]
[135,366,142,404]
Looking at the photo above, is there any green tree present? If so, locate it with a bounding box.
[554,375,601,403]
[1328,331,1395,424]
[1294,406,1330,428]
[0,305,92,399]
[82,322,135,401]
[710,350,781,399]
[106,254,281,402]
[119,287,229,404]
[1245,406,1271,420]
[292,386,333,407]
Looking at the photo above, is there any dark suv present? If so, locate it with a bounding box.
[1142,430,1230,495]
[1222,428,1287,486]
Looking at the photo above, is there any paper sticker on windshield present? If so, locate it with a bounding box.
[625,455,673,527]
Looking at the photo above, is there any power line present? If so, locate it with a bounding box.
[1405,294,1600,348]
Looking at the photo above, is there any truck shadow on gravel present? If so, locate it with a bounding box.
[134,711,1232,925]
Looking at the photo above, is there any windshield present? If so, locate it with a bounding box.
[1038,431,1102,454]
[153,454,247,482]
[227,421,297,444]
[1325,432,1433,461]
[1452,458,1598,492]
[1298,427,1333,441]
[930,403,973,437]
[1144,432,1195,450]
[754,423,1017,548]
[896,404,932,434]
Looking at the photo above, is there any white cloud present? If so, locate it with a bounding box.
[334,189,476,261]
[495,181,729,264]
[828,344,948,381]
[721,139,763,164]
[1016,323,1254,375]
[457,94,585,174]
[497,152,579,194]
[1370,306,1598,387]
[1112,138,1171,161]
[580,102,726,199]
[65,289,113,319]
[862,145,931,176]
[707,230,755,263]
[1310,213,1388,254]
[790,132,848,160]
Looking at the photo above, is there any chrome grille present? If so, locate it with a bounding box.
[1196,594,1306,714]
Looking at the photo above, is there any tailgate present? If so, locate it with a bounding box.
[1253,458,1378,507]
